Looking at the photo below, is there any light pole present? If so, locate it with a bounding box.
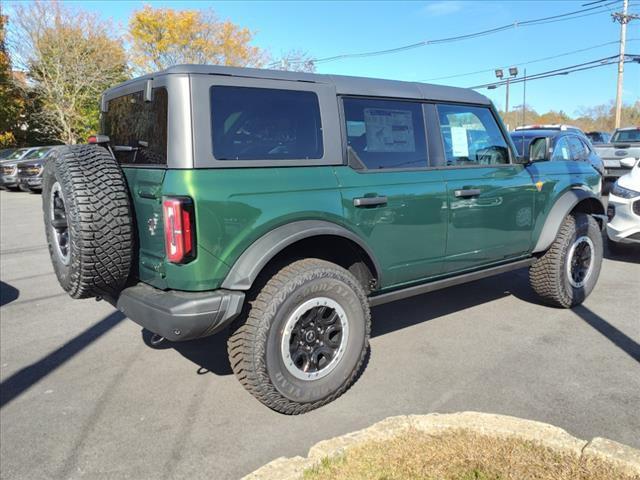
[493,67,519,114]
[492,67,518,129]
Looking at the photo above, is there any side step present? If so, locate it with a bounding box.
[369,257,535,307]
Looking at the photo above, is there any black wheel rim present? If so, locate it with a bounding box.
[50,182,70,264]
[281,297,348,381]
[567,236,594,288]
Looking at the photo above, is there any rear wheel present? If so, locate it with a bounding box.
[227,258,370,414]
[42,145,133,299]
[530,213,602,308]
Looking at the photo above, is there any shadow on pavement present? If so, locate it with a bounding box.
[371,269,520,337]
[141,328,233,376]
[572,305,640,363]
[141,270,520,377]
[0,311,126,409]
[604,239,640,264]
[0,281,20,306]
[144,269,527,376]
[138,258,639,376]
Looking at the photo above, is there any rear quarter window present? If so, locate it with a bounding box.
[102,87,168,165]
[210,86,323,161]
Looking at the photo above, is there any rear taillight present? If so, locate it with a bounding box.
[163,197,196,264]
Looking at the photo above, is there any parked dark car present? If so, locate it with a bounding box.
[1,148,34,190]
[586,131,612,145]
[18,147,57,193]
[510,129,604,176]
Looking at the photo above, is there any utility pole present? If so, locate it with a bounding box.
[522,68,527,128]
[505,76,510,115]
[613,0,639,128]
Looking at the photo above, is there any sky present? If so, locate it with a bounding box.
[6,0,640,115]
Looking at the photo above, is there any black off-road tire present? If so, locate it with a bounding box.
[227,258,371,414]
[42,145,133,299]
[530,213,602,308]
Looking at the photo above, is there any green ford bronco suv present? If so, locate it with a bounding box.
[42,65,605,414]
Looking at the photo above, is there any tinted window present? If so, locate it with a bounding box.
[6,149,28,160]
[23,148,51,160]
[510,134,533,157]
[437,104,509,166]
[568,136,589,160]
[552,137,571,161]
[210,86,323,161]
[343,98,427,169]
[103,88,168,165]
[611,129,640,143]
[586,132,604,144]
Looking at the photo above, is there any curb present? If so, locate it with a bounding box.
[242,412,640,480]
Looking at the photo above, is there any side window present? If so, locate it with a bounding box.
[342,97,427,170]
[436,104,509,166]
[551,137,572,161]
[568,136,590,160]
[210,86,323,161]
[103,88,168,165]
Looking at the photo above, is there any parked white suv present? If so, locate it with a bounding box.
[607,157,640,247]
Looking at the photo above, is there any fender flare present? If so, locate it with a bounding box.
[532,188,605,253]
[221,220,381,290]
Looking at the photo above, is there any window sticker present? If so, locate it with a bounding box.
[364,108,415,152]
[450,126,469,158]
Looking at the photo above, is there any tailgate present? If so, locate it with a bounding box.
[122,167,168,289]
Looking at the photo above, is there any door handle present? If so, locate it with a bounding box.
[454,189,481,198]
[353,196,388,207]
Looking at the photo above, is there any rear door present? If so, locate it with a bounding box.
[434,103,535,273]
[335,97,447,288]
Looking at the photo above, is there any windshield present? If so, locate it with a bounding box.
[23,148,51,160]
[6,148,28,160]
[611,129,640,143]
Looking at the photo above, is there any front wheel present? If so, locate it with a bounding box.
[530,213,603,308]
[227,258,370,414]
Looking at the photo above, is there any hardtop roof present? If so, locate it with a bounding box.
[102,64,491,105]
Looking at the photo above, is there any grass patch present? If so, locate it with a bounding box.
[303,428,636,480]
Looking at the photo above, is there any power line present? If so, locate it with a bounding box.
[272,1,622,67]
[421,38,639,82]
[471,55,621,88]
[469,54,639,89]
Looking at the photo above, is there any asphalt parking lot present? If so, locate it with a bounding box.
[1,189,639,480]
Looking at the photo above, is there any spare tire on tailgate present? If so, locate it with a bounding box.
[42,145,133,299]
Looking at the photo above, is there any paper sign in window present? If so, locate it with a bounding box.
[450,126,469,158]
[364,108,415,152]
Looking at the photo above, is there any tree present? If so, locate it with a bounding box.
[576,101,640,131]
[0,8,24,147]
[499,105,540,130]
[270,49,316,73]
[10,1,128,144]
[128,6,266,74]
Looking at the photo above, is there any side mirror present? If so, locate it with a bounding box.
[528,136,551,162]
[620,157,638,168]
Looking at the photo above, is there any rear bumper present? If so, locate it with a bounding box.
[114,283,245,342]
